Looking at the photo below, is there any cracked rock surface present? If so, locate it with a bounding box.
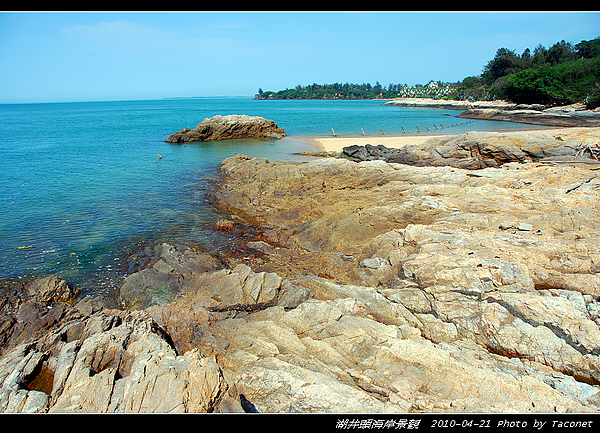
[2,129,600,413]
[206,146,600,412]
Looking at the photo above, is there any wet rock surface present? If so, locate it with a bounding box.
[2,129,600,413]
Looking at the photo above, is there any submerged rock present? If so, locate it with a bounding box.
[120,243,220,310]
[165,114,287,143]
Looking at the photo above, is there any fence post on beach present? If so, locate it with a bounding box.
[416,126,421,132]
[425,125,430,131]
[332,128,336,137]
[361,127,365,135]
[401,127,406,133]
[379,127,385,135]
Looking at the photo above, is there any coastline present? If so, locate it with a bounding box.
[3,119,600,413]
[382,97,517,110]
[313,126,600,153]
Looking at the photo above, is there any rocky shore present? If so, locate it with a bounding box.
[2,128,600,413]
[165,114,287,143]
[384,98,600,127]
[383,97,518,110]
[340,128,600,169]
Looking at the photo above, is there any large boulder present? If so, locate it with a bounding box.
[165,115,287,143]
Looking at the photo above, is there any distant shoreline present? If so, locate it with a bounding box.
[163,96,251,100]
[382,97,520,110]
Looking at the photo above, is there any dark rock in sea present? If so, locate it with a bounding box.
[24,275,79,305]
[0,275,120,355]
[165,114,287,143]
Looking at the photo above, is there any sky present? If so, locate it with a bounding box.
[0,11,599,104]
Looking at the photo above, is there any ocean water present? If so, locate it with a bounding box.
[0,97,543,295]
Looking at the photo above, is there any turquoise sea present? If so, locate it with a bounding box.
[0,97,543,296]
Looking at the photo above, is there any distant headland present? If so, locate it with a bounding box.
[255,36,600,109]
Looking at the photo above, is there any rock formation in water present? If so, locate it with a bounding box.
[2,128,600,413]
[165,114,287,143]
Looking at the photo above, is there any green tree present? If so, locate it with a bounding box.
[521,48,532,69]
[483,48,521,84]
[532,44,548,67]
[546,40,576,66]
[575,37,600,59]
[502,57,600,105]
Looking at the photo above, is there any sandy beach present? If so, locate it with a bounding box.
[313,134,438,152]
[313,127,600,153]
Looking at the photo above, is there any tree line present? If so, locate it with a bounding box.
[255,37,600,108]
[256,81,405,100]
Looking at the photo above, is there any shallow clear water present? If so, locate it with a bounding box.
[0,97,543,294]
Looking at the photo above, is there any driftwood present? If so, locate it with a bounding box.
[575,142,600,160]
[565,174,598,194]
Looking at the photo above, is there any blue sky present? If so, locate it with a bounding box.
[1,11,599,103]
